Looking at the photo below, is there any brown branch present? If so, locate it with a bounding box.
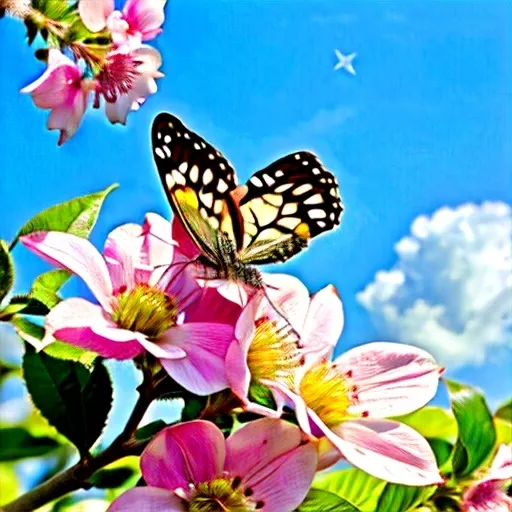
[2,373,155,512]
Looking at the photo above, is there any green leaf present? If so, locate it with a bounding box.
[30,269,70,309]
[0,427,60,461]
[428,438,453,469]
[495,397,512,423]
[90,467,135,489]
[313,468,386,512]
[43,341,97,367]
[11,316,45,347]
[495,417,512,445]
[3,294,50,317]
[376,483,437,512]
[23,345,113,456]
[298,489,362,511]
[394,406,457,443]
[12,184,118,248]
[0,240,13,305]
[135,420,167,442]
[446,379,497,476]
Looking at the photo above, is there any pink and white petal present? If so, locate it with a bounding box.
[225,339,252,401]
[335,342,442,418]
[316,436,343,471]
[225,418,317,511]
[331,419,443,486]
[262,273,310,333]
[105,92,134,125]
[157,259,202,312]
[108,487,186,512]
[21,51,81,109]
[47,88,88,146]
[159,323,233,395]
[103,223,145,290]
[486,444,512,482]
[302,285,343,361]
[141,421,225,490]
[462,481,512,512]
[138,337,186,360]
[141,213,175,268]
[214,281,252,308]
[171,217,201,259]
[20,232,113,311]
[185,287,242,325]
[133,45,163,75]
[46,298,144,359]
[79,0,114,32]
[263,380,312,436]
[123,0,165,40]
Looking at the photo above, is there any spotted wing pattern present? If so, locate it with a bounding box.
[237,151,343,263]
[151,113,243,249]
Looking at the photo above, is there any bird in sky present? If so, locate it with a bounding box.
[334,50,357,75]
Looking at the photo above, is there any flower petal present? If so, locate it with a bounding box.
[185,287,242,325]
[141,421,225,490]
[108,487,185,511]
[46,298,144,359]
[104,223,148,290]
[262,273,310,333]
[141,213,175,269]
[487,444,512,482]
[21,50,81,109]
[20,232,113,311]
[79,0,114,32]
[225,337,251,402]
[331,418,443,486]
[159,323,234,395]
[225,418,317,511]
[138,337,186,360]
[302,284,343,361]
[171,217,201,259]
[122,0,165,41]
[336,342,442,417]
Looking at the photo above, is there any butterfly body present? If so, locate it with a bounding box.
[151,113,343,289]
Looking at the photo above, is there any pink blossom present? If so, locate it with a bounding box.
[264,329,444,483]
[20,213,241,396]
[225,273,344,417]
[462,444,512,512]
[21,49,92,146]
[109,418,317,512]
[79,0,165,48]
[96,46,163,125]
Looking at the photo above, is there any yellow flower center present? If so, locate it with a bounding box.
[111,284,178,339]
[247,317,303,388]
[299,363,358,429]
[188,477,262,512]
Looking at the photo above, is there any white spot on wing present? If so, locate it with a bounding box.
[172,170,185,185]
[275,170,284,178]
[263,174,275,186]
[194,142,201,150]
[277,217,300,229]
[312,167,321,175]
[155,148,165,159]
[294,154,301,160]
[164,135,171,143]
[293,184,313,196]
[163,146,171,158]
[213,200,223,215]
[190,165,199,183]
[203,169,213,185]
[201,192,214,208]
[309,209,326,219]
[217,179,229,194]
[275,183,293,193]
[317,220,327,228]
[304,194,323,205]
[282,203,298,215]
[250,176,263,187]
[179,162,188,173]
[165,174,175,188]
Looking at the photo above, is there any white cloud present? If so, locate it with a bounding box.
[357,202,512,368]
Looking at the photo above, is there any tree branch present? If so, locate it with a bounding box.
[2,373,155,512]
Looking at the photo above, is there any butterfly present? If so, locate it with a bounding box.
[151,112,343,290]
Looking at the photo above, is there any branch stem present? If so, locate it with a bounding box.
[2,375,155,512]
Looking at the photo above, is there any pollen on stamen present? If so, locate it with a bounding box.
[97,53,142,103]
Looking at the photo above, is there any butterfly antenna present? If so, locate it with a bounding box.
[262,287,302,343]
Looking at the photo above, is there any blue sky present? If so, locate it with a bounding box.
[1,0,511,440]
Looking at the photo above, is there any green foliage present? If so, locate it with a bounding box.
[314,468,386,512]
[495,397,512,423]
[298,489,362,511]
[43,341,97,367]
[23,345,113,456]
[0,240,14,304]
[90,467,135,489]
[0,427,60,461]
[375,484,436,512]
[134,420,168,442]
[12,184,118,248]
[428,438,454,470]
[445,379,497,476]
[394,406,457,443]
[30,269,70,309]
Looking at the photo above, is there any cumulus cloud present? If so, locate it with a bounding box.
[357,202,512,368]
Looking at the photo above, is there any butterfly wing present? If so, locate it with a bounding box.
[238,151,343,265]
[151,113,244,260]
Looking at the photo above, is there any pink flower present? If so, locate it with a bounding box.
[109,418,317,512]
[20,213,241,396]
[462,444,512,512]
[21,49,92,146]
[95,45,163,125]
[79,0,165,47]
[226,274,344,417]
[265,333,444,484]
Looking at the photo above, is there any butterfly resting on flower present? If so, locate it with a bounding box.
[151,112,343,291]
